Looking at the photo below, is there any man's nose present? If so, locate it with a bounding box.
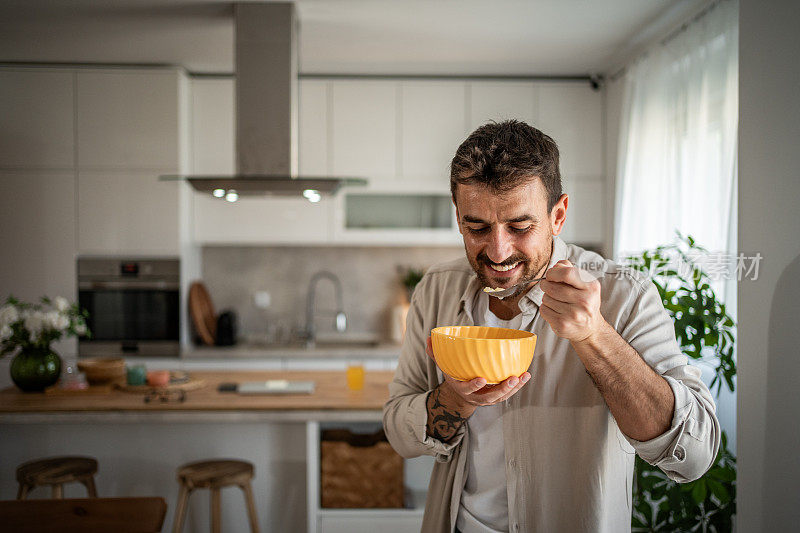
[485,230,513,263]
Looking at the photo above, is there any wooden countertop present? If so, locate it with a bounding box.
[0,371,395,422]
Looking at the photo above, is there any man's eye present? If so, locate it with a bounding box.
[510,226,532,234]
[466,226,489,234]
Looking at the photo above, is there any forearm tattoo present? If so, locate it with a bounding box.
[426,385,468,442]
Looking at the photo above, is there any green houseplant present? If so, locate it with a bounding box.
[0,295,90,392]
[400,267,425,303]
[624,234,736,532]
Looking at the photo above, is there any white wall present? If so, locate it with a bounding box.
[738,0,800,530]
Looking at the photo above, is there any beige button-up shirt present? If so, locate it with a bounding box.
[382,237,720,533]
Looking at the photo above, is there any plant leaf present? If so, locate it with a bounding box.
[707,478,731,504]
[691,479,707,504]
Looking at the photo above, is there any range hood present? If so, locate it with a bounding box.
[174,2,365,200]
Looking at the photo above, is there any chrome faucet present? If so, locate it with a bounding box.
[304,271,347,347]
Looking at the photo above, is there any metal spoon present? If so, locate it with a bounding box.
[483,276,546,299]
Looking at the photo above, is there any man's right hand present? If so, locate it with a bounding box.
[425,336,531,442]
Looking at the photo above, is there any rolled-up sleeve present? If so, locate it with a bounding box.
[618,279,721,482]
[382,278,465,462]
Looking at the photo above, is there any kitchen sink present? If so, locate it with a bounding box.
[306,334,382,349]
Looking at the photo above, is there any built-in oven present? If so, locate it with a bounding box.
[78,258,180,357]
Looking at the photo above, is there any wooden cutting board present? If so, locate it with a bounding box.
[189,281,217,345]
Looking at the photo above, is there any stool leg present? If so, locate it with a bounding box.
[172,485,192,533]
[83,476,98,498]
[241,483,260,533]
[210,488,221,533]
[52,484,63,499]
[17,483,31,500]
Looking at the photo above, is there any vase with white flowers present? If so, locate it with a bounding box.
[0,295,90,392]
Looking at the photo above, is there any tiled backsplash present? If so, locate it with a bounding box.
[201,246,464,341]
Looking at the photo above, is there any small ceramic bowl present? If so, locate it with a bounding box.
[126,365,147,386]
[430,326,536,384]
[146,370,171,387]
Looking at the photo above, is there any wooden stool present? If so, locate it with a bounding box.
[16,456,98,500]
[172,459,259,533]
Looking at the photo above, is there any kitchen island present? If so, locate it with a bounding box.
[0,370,431,533]
[0,370,393,421]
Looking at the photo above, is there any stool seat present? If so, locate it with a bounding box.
[177,460,254,489]
[16,456,98,500]
[173,459,259,533]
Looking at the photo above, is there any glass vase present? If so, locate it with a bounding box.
[10,346,62,392]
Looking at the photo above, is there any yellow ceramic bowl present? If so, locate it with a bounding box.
[430,326,536,384]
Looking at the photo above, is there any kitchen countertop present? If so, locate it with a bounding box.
[0,370,395,423]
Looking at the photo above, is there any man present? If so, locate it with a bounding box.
[382,120,720,533]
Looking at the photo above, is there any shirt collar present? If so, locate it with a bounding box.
[459,235,569,317]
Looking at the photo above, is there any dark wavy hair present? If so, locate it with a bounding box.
[450,120,563,211]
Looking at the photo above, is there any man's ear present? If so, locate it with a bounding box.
[550,194,568,235]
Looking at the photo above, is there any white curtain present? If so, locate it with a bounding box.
[614,0,739,450]
[614,0,738,260]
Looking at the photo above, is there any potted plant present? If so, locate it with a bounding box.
[400,267,425,303]
[0,295,90,392]
[387,267,426,344]
[625,234,736,532]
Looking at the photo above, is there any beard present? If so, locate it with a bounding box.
[466,241,553,297]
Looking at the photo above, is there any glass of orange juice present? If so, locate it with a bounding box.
[346,360,365,391]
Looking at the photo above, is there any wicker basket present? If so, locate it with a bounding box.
[320,428,404,508]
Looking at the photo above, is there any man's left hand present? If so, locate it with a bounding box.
[539,259,606,343]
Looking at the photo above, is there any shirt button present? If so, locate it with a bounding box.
[674,445,685,461]
[508,459,515,468]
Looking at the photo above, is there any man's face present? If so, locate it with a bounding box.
[455,179,567,293]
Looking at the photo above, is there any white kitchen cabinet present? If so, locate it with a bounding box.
[75,69,184,253]
[401,81,468,184]
[332,180,461,246]
[299,80,330,176]
[0,169,77,357]
[0,170,76,300]
[536,83,603,179]
[331,80,398,181]
[78,169,179,255]
[191,77,235,174]
[0,69,75,169]
[76,69,181,170]
[469,81,537,130]
[193,194,335,245]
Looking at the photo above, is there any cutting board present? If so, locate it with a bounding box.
[189,281,217,345]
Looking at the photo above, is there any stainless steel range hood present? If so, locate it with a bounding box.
[174,2,365,198]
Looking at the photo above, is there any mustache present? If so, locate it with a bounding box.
[477,252,529,267]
